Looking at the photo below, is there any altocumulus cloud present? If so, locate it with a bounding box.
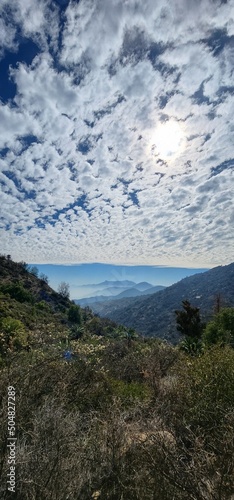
[0,0,233,267]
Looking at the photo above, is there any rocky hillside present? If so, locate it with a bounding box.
[92,262,234,343]
[0,255,130,349]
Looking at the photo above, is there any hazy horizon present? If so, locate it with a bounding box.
[31,263,211,299]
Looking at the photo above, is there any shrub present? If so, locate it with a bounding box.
[58,282,70,299]
[202,307,234,347]
[169,346,234,434]
[0,317,27,355]
[36,301,51,312]
[0,282,34,304]
[68,304,82,324]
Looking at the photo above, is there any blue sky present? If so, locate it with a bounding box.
[0,0,233,279]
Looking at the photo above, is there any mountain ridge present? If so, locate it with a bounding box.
[75,284,166,306]
[91,262,234,343]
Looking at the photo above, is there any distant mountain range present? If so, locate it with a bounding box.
[89,263,234,343]
[74,280,166,306]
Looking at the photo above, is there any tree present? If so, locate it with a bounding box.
[29,266,39,277]
[175,300,205,340]
[58,282,70,299]
[40,273,49,284]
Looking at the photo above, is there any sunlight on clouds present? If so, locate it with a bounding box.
[151,121,185,160]
[0,0,233,268]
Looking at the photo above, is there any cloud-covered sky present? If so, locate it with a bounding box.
[0,0,234,268]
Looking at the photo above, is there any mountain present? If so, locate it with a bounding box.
[75,280,154,300]
[96,286,141,296]
[133,282,154,291]
[74,283,165,306]
[115,287,150,299]
[105,284,165,299]
[75,295,114,306]
[141,285,167,295]
[80,280,137,289]
[91,263,234,343]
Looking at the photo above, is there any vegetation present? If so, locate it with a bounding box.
[58,281,70,299]
[203,307,234,347]
[0,255,233,499]
[68,304,82,324]
[91,262,234,342]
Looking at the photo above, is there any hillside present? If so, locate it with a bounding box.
[0,255,234,499]
[0,255,130,349]
[92,263,234,343]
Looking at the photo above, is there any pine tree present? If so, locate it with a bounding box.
[175,300,205,339]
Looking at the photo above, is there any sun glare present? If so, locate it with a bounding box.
[152,120,184,159]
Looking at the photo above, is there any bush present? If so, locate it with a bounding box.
[36,301,51,312]
[0,317,27,355]
[0,282,34,304]
[169,346,234,434]
[58,282,70,299]
[202,308,234,347]
[110,379,151,404]
[68,304,82,324]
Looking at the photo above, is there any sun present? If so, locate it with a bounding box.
[152,120,184,159]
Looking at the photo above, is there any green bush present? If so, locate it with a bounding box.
[0,317,28,355]
[0,282,34,304]
[202,308,234,347]
[36,300,51,312]
[68,304,82,324]
[110,378,151,404]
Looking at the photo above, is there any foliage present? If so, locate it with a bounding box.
[36,300,51,312]
[179,336,203,355]
[92,262,234,342]
[58,281,70,299]
[68,304,82,324]
[109,378,151,403]
[175,300,205,340]
[166,346,234,433]
[202,307,234,347]
[0,255,234,499]
[39,273,49,284]
[0,317,27,355]
[0,341,233,499]
[0,282,35,304]
[88,316,106,335]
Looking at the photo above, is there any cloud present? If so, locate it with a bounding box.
[0,0,233,268]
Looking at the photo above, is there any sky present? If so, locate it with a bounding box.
[0,0,234,279]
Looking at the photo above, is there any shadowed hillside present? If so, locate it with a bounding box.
[91,263,234,343]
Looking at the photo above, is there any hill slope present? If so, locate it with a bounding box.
[0,255,127,348]
[92,263,234,343]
